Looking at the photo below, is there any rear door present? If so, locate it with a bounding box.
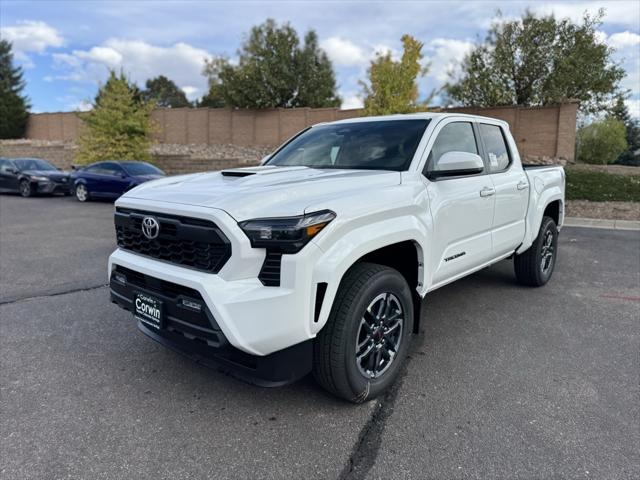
[423,119,496,287]
[478,123,529,257]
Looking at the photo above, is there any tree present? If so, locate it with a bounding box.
[0,40,30,139]
[446,10,625,113]
[76,71,154,164]
[143,75,191,108]
[202,19,340,108]
[609,94,640,165]
[576,118,627,164]
[361,35,427,116]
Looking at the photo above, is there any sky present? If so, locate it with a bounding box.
[1,0,639,116]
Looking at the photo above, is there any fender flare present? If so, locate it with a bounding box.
[310,215,427,332]
[517,188,563,254]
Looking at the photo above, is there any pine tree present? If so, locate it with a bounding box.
[76,71,154,164]
[0,40,30,139]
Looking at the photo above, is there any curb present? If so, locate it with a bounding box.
[564,217,640,231]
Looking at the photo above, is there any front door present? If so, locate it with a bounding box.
[423,120,496,288]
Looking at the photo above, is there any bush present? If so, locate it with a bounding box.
[577,119,628,164]
[565,168,640,202]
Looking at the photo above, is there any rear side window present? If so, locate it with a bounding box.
[426,122,478,171]
[480,124,511,172]
[85,163,104,174]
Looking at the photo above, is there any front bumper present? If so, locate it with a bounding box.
[109,265,312,386]
[35,180,71,194]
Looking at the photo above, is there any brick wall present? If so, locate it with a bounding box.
[17,103,579,172]
[0,141,266,173]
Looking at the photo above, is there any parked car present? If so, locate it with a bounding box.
[108,113,565,402]
[71,161,165,202]
[0,157,71,197]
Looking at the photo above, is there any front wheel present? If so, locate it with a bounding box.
[19,180,33,197]
[75,183,89,202]
[313,262,413,403]
[514,216,558,287]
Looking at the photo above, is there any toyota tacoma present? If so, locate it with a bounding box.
[109,113,565,402]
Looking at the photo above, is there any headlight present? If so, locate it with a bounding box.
[239,210,336,253]
[30,176,49,182]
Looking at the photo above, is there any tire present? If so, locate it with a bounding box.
[514,216,558,287]
[313,262,413,403]
[19,179,33,197]
[75,183,89,202]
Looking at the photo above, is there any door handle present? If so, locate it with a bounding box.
[480,187,496,197]
[517,180,529,190]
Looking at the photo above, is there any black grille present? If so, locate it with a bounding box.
[259,250,283,286]
[115,208,231,273]
[113,265,203,301]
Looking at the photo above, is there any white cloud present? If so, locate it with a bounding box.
[51,39,211,97]
[72,100,93,112]
[321,37,368,67]
[181,85,199,100]
[531,2,640,28]
[607,31,640,50]
[76,46,123,67]
[625,99,640,118]
[425,38,475,83]
[341,94,363,110]
[1,20,64,54]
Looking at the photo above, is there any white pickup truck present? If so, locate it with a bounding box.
[109,113,565,402]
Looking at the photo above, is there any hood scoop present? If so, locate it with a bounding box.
[221,169,256,177]
[220,165,309,177]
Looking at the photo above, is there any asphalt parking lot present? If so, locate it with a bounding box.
[1,193,638,480]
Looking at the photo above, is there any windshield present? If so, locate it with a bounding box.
[14,158,57,171]
[121,162,164,176]
[267,120,430,171]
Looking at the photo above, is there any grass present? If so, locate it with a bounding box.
[565,167,640,202]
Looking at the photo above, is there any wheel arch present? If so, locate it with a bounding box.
[543,199,562,226]
[315,238,425,336]
[356,241,423,334]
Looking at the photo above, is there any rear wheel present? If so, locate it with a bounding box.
[514,216,558,286]
[19,180,33,197]
[75,183,89,202]
[313,262,413,403]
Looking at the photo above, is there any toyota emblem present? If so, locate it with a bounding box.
[141,216,160,240]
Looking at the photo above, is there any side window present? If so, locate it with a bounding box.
[103,163,124,176]
[0,160,9,172]
[426,122,478,173]
[480,124,511,172]
[85,164,103,174]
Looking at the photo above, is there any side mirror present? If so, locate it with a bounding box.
[259,154,271,166]
[6,167,18,174]
[429,152,484,178]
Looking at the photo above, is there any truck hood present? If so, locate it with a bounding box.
[123,165,401,220]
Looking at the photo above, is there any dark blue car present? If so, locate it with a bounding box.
[71,161,165,202]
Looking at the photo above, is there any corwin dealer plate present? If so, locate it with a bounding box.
[134,292,164,330]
